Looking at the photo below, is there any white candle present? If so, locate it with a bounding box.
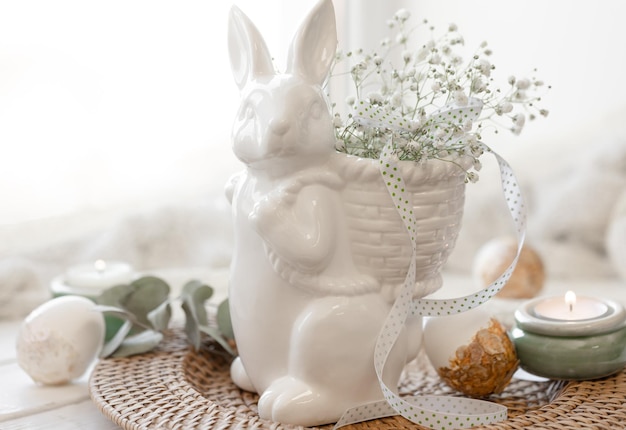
[65,260,134,290]
[515,292,626,337]
[534,291,608,320]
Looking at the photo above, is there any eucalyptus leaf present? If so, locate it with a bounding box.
[122,276,170,327]
[100,319,133,358]
[111,330,164,358]
[147,299,172,332]
[199,324,236,356]
[216,299,234,340]
[93,304,153,331]
[180,280,214,350]
[96,284,133,307]
[180,280,213,325]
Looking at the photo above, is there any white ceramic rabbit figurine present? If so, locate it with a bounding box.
[226,0,422,425]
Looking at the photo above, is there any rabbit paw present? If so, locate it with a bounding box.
[230,357,256,393]
[257,376,342,426]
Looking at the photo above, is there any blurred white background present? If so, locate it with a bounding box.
[1,0,625,232]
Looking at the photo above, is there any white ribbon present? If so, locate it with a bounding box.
[334,103,526,430]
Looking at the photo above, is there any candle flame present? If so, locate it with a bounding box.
[94,259,107,273]
[565,290,576,312]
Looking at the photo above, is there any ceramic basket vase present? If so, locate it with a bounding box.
[225,0,470,426]
[335,153,469,302]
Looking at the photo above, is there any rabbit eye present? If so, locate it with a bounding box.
[240,104,255,120]
[246,106,255,119]
[309,101,322,119]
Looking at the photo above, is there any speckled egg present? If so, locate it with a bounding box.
[16,295,105,385]
[423,308,519,397]
[473,237,545,299]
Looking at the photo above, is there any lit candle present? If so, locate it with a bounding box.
[533,291,608,321]
[512,292,626,380]
[65,260,134,290]
[51,260,135,298]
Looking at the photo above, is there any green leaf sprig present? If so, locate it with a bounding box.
[93,276,234,358]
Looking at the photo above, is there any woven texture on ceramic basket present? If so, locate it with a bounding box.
[89,328,626,430]
[332,153,471,300]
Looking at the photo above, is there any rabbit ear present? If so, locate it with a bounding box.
[286,0,337,86]
[228,5,275,90]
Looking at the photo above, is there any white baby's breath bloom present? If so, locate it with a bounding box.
[512,113,526,135]
[390,91,403,107]
[368,92,384,104]
[496,102,513,114]
[466,172,479,183]
[515,78,531,89]
[476,59,492,77]
[394,8,410,22]
[469,143,483,157]
[332,114,343,128]
[471,77,486,93]
[396,33,408,44]
[407,119,421,131]
[453,90,468,106]
[450,55,463,66]
[330,7,549,179]
[428,53,442,65]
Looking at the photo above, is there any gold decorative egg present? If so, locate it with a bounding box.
[423,308,519,397]
[473,237,545,299]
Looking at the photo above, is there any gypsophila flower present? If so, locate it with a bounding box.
[333,114,343,128]
[466,172,479,183]
[496,102,513,115]
[394,8,411,22]
[428,53,442,65]
[515,78,531,90]
[328,9,550,183]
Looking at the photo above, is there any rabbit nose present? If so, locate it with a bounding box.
[269,118,290,136]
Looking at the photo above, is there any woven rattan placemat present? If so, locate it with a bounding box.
[89,328,626,429]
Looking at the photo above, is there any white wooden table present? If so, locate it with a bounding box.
[1,272,624,429]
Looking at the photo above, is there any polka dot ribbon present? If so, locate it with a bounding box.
[334,138,526,429]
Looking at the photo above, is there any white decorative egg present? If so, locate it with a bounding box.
[423,307,518,397]
[16,295,105,385]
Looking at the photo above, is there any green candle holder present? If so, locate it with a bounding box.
[511,325,626,380]
[512,295,626,380]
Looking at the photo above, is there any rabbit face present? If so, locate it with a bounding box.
[229,0,337,175]
[232,74,335,169]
